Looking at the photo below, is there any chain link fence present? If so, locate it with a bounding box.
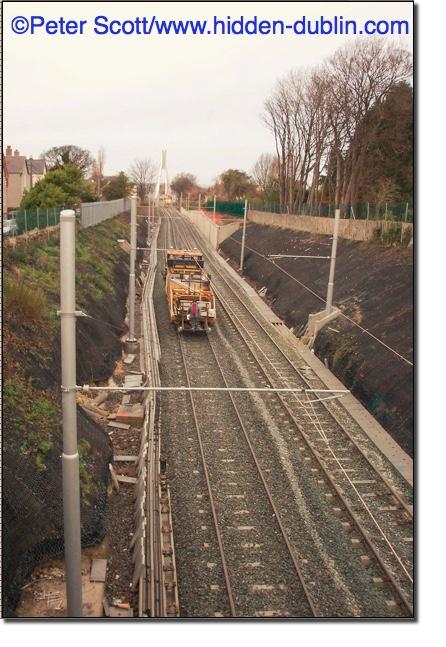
[250,200,413,222]
[4,207,63,237]
[4,198,132,238]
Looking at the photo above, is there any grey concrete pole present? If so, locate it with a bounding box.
[326,208,341,314]
[128,196,137,342]
[213,195,216,217]
[198,193,201,210]
[59,209,83,617]
[239,199,248,272]
[180,192,183,210]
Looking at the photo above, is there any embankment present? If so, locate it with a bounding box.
[220,224,413,455]
[3,215,131,616]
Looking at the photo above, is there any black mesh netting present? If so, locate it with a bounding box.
[2,407,113,618]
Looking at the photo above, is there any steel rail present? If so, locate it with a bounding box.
[140,219,159,616]
[163,207,237,616]
[163,208,316,616]
[138,209,179,617]
[173,210,414,616]
[152,209,180,617]
[212,271,414,616]
[177,335,237,617]
[176,212,413,515]
[206,334,318,616]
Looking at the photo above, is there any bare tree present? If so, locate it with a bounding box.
[264,69,330,212]
[326,39,412,210]
[129,159,157,201]
[252,153,277,192]
[43,145,93,174]
[92,146,106,197]
[170,173,197,197]
[263,38,412,215]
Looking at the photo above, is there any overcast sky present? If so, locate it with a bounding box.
[4,1,413,186]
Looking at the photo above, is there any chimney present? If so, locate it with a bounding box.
[14,149,20,157]
[5,145,12,157]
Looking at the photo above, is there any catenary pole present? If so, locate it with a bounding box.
[128,196,137,341]
[239,199,248,272]
[326,208,340,314]
[59,209,83,617]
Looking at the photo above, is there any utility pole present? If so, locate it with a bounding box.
[213,195,216,218]
[29,156,33,189]
[126,196,138,351]
[326,208,340,314]
[198,193,201,210]
[180,192,183,211]
[239,199,248,273]
[59,209,83,617]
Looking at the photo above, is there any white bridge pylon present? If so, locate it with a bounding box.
[154,150,170,200]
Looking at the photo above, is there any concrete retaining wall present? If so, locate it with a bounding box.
[249,210,413,243]
[182,209,242,249]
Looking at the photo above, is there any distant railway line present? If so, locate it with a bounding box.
[154,207,413,617]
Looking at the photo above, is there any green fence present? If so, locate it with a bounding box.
[204,200,245,217]
[6,207,64,236]
[250,201,413,222]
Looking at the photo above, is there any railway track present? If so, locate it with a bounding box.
[160,210,316,616]
[137,210,178,617]
[159,207,413,617]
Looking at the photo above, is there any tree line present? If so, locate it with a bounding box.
[20,39,412,214]
[168,40,413,213]
[262,39,413,214]
[20,145,159,209]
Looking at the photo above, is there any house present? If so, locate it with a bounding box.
[27,158,47,187]
[4,145,47,211]
[2,155,8,218]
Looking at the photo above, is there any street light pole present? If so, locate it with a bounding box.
[59,209,83,617]
[326,208,341,314]
[239,199,248,273]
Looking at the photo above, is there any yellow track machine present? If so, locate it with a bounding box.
[164,249,216,333]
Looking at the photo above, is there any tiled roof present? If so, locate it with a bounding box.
[26,159,46,175]
[5,155,27,174]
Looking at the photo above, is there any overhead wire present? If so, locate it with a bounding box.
[228,235,413,367]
